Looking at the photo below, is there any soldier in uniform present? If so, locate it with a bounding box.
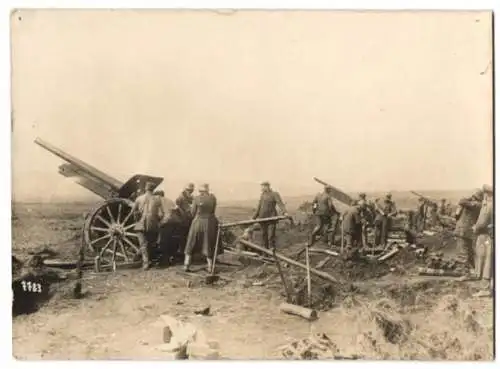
[175,183,195,254]
[342,200,363,249]
[355,193,367,247]
[176,183,195,218]
[358,193,367,208]
[416,197,427,232]
[455,189,483,274]
[183,184,220,272]
[374,193,397,247]
[439,198,448,216]
[308,185,338,247]
[132,182,165,270]
[471,184,494,297]
[252,181,288,249]
[427,202,438,228]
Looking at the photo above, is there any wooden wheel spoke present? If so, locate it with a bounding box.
[122,236,140,253]
[96,214,112,228]
[105,206,116,224]
[118,239,129,262]
[85,199,139,263]
[99,238,113,258]
[125,232,139,238]
[117,203,122,223]
[91,226,109,233]
[90,234,111,246]
[103,248,126,259]
[123,223,136,231]
[121,209,134,226]
[111,240,118,269]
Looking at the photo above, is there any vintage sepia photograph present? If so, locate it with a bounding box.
[10,9,494,360]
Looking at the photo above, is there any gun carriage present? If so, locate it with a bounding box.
[34,137,168,268]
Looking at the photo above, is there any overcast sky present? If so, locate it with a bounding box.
[11,10,493,202]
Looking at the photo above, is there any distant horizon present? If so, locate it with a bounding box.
[11,187,477,205]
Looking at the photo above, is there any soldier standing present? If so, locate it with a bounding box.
[358,193,367,208]
[438,198,448,216]
[416,197,427,232]
[342,200,363,250]
[357,193,374,246]
[175,183,195,254]
[176,183,195,219]
[427,202,438,228]
[455,189,483,274]
[374,193,397,247]
[308,185,338,247]
[132,182,165,270]
[471,185,494,297]
[252,181,288,249]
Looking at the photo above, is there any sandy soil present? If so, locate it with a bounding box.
[11,202,494,360]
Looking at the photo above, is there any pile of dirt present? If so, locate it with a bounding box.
[277,290,493,360]
[235,225,462,312]
[328,252,391,281]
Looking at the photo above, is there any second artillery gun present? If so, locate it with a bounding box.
[34,137,168,269]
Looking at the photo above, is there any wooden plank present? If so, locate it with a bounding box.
[239,239,338,284]
[280,303,318,321]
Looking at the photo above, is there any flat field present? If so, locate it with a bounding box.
[11,199,494,360]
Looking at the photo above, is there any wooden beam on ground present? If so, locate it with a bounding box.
[239,239,339,284]
[279,302,318,321]
[314,256,332,269]
[417,267,463,277]
[378,248,400,261]
[309,248,339,257]
[220,215,292,229]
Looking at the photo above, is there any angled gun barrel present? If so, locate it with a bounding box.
[34,137,124,198]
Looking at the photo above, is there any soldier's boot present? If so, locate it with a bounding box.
[183,254,192,272]
[140,246,150,270]
[308,232,317,247]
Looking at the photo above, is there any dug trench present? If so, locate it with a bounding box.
[12,205,493,360]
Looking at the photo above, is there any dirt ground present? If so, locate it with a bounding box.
[11,202,495,360]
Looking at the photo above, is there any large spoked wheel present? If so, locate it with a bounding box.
[83,198,141,267]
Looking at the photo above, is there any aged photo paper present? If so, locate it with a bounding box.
[11,9,494,360]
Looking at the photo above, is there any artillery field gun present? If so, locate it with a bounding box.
[34,137,165,269]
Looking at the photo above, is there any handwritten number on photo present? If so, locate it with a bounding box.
[21,281,42,293]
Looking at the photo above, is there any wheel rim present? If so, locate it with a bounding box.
[84,199,141,265]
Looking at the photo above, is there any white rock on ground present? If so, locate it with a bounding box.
[152,315,220,359]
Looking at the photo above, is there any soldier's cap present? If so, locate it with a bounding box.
[199,183,210,192]
[154,190,165,196]
[441,198,446,202]
[185,183,195,191]
[482,184,493,194]
[359,193,366,198]
[325,185,334,191]
[261,181,270,186]
[386,193,392,198]
[145,182,155,191]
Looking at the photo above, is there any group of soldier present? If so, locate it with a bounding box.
[131,180,289,272]
[454,185,494,297]
[130,180,494,297]
[308,187,398,250]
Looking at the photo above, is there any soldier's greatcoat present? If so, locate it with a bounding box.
[184,193,221,258]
